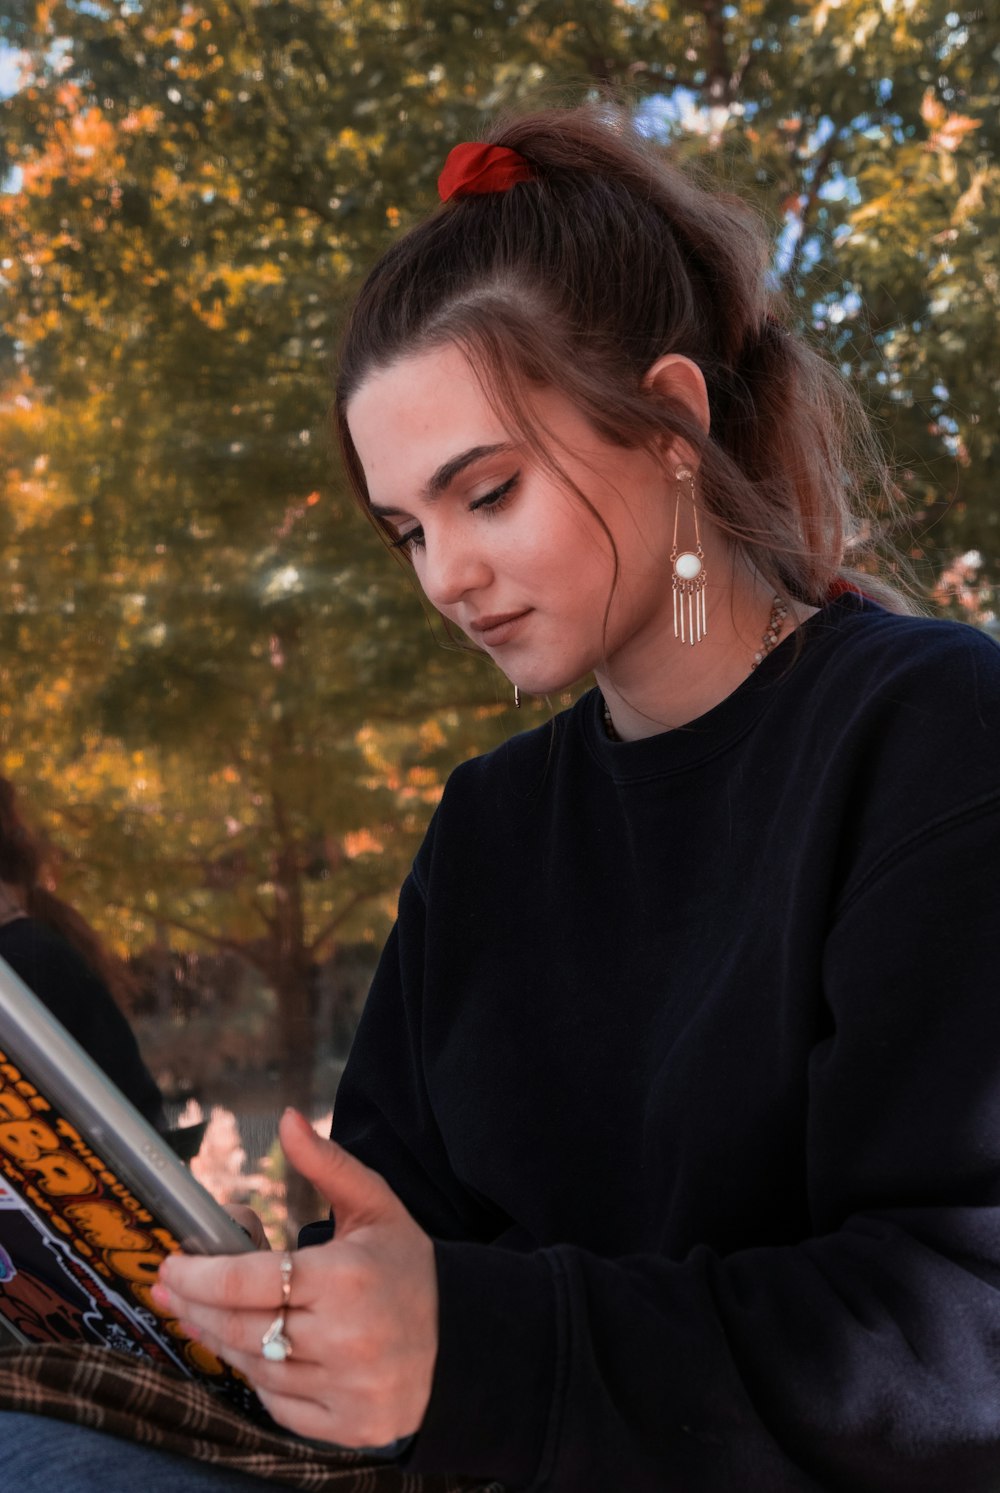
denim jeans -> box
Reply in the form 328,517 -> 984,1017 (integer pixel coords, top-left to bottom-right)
1,1411 -> 281,1490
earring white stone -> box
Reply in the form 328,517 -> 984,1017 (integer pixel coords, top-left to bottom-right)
671,465 -> 707,645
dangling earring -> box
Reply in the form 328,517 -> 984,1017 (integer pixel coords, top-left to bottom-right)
513,685 -> 521,709
671,465 -> 707,646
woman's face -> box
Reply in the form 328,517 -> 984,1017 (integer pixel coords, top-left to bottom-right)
346,342 -> 679,697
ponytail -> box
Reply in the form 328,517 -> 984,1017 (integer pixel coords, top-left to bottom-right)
336,102 -> 915,613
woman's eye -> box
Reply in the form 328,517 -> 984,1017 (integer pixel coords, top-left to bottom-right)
470,474 -> 519,514
389,526 -> 425,552
384,472 -> 518,554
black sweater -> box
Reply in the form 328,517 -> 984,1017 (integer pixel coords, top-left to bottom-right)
331,594 -> 1000,1492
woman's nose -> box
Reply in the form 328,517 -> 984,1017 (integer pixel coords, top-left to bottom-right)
417,529 -> 492,609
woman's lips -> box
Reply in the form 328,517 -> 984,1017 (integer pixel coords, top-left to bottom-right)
471,609 -> 532,647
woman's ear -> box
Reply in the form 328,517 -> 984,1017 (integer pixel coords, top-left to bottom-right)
642,355 -> 711,456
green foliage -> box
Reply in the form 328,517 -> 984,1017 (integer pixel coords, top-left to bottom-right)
0,1 -> 997,1096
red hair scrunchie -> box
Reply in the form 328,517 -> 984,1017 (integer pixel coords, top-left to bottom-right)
827,576 -> 878,604
437,142 -> 535,202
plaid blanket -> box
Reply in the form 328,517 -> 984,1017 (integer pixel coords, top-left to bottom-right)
0,1344 -> 503,1492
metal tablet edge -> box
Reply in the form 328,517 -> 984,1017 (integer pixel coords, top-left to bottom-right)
0,954 -> 255,1257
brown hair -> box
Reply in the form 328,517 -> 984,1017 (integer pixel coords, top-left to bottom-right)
334,103 -> 912,612
0,778 -> 139,1011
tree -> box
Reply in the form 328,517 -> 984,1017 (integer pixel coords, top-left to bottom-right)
0,2 -> 546,1131
0,3 -> 997,1153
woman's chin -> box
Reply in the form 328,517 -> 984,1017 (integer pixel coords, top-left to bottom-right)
508,671 -> 593,700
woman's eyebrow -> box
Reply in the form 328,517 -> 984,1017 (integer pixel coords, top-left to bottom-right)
369,442 -> 514,519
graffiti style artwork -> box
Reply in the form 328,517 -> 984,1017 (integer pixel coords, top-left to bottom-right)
0,1051 -> 260,1415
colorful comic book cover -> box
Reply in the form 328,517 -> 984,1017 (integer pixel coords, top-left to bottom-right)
0,1042 -> 262,1418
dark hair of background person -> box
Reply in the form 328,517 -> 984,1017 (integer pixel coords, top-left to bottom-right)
0,777 -> 211,1155
0,776 -> 138,1013
333,102 -> 915,617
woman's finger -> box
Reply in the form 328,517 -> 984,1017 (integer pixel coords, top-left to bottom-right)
171,1302 -> 325,1365
158,1244 -> 297,1310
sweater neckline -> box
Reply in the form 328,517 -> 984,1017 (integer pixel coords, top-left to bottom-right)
581,592 -> 871,780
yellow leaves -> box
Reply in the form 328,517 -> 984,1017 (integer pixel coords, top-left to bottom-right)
343,828 -> 384,858
955,170 -> 989,226
1,404 -> 83,532
813,0 -> 917,57
405,765 -> 437,789
23,100 -> 125,198
120,106 -> 163,137
849,175 -> 891,233
187,260 -> 284,330
851,102 -> 991,256
921,90 -> 981,155
418,719 -> 446,750
190,295 -> 226,330
336,126 -> 382,168
37,677 -> 72,711
120,590 -> 148,627
812,0 -> 844,37
851,7 -> 882,49
224,262 -> 283,292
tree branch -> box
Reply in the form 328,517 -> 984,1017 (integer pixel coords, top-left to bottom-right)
701,0 -> 733,104
783,132 -> 841,292
307,888 -> 379,959
110,904 -> 272,970
251,892 -> 278,932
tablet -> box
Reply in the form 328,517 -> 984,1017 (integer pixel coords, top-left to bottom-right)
0,953 -> 261,1412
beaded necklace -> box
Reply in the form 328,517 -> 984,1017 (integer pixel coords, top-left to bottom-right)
601,594 -> 790,742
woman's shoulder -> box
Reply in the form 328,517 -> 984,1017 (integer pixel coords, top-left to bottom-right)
440,698 -> 583,796
818,592 -> 999,659
412,700 -> 586,873
792,600 -> 1000,862
798,597 -> 1000,722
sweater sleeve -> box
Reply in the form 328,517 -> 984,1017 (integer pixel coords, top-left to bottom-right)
339,794 -> 1000,1492
332,863 -> 520,1246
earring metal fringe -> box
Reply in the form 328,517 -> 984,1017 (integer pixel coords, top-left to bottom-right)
671,465 -> 707,646
513,685 -> 521,709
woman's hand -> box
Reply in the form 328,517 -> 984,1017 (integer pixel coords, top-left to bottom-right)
153,1108 -> 439,1449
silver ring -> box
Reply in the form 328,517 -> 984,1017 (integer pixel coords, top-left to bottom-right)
261,1250 -> 294,1361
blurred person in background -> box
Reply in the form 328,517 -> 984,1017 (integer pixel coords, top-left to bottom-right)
0,774 -> 166,1130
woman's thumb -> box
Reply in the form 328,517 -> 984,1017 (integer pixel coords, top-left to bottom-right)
278,1107 -> 394,1230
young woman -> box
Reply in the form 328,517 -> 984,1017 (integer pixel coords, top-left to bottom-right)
7,105 -> 1000,1492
